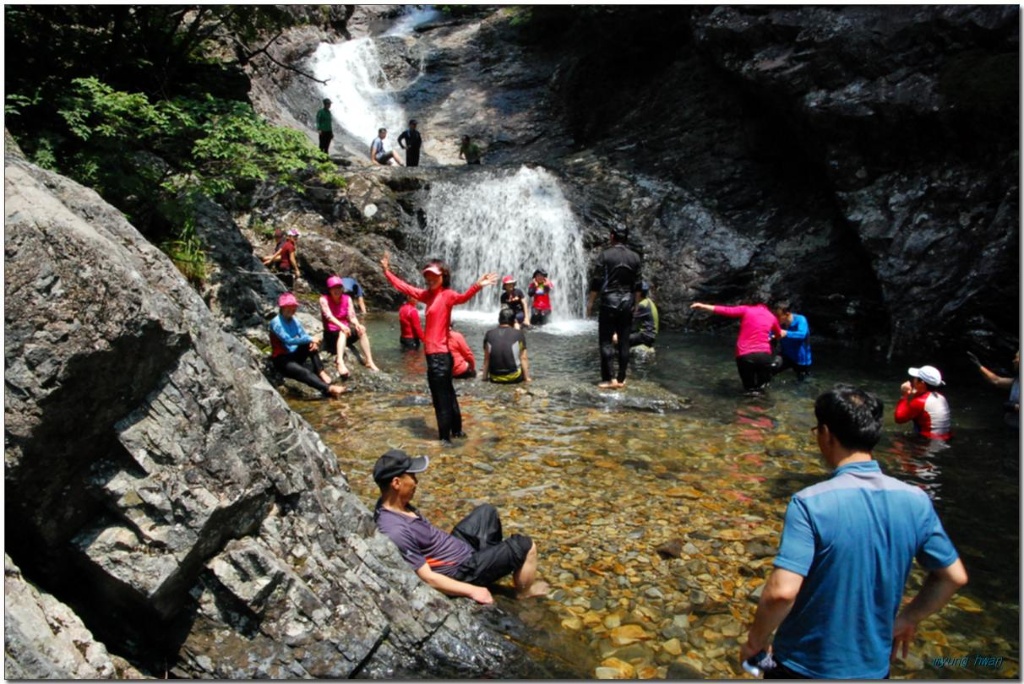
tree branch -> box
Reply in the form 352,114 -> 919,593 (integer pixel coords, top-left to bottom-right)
235,33 -> 328,85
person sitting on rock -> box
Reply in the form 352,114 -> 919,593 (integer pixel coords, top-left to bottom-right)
449,323 -> 476,379
262,229 -> 301,289
482,308 -> 530,384
629,281 -> 658,348
372,448 -> 549,604
341,276 -> 367,315
319,275 -> 380,377
370,128 -> 403,166
269,292 -> 344,398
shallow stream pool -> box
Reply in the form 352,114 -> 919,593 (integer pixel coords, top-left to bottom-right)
291,312 -> 1019,679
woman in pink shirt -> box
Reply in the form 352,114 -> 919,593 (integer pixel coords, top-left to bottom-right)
691,301 -> 783,394
380,251 -> 497,444
320,275 -> 380,377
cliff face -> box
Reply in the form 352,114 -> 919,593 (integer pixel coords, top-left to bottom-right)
3,147 -> 560,678
252,5 -> 1017,359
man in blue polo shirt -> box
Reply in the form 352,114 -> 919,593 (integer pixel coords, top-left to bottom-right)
771,299 -> 812,380
740,385 -> 968,678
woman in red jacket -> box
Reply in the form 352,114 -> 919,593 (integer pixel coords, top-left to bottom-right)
381,252 -> 496,444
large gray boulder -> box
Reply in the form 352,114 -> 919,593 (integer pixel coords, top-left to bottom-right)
3,153 -> 552,677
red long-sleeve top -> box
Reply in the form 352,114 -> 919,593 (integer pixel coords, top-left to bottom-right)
398,302 -> 424,341
385,270 -> 482,354
448,330 -> 475,376
712,304 -> 782,357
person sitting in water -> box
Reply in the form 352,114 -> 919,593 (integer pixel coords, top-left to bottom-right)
499,275 -> 530,328
968,349 -> 1019,429
372,448 -> 549,604
894,365 -> 951,441
527,269 -> 553,327
690,300 -> 782,395
449,323 -> 476,379
398,296 -> 425,351
319,275 -> 381,377
629,281 -> 659,348
370,128 -> 404,166
482,308 -> 530,384
269,292 -> 345,398
771,299 -> 812,381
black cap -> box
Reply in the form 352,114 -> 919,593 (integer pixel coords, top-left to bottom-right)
410,119 -> 418,125
373,449 -> 429,483
611,225 -> 629,240
533,269 -> 548,278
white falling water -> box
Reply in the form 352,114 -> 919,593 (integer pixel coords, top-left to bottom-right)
309,38 -> 406,143
424,167 -> 590,328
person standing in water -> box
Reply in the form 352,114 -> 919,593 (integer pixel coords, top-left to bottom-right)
690,299 -> 782,395
380,251 -> 497,445
527,269 -> 553,327
399,296 -> 425,351
586,225 -> 642,389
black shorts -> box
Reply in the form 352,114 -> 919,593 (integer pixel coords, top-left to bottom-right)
454,534 -> 532,587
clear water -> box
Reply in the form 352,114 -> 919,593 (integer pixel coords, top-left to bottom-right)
292,313 -> 1020,679
424,167 -> 590,316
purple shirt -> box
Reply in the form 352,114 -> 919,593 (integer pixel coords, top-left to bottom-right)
712,304 -> 782,357
376,506 -> 473,576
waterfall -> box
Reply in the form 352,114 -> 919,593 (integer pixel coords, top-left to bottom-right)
309,38 -> 406,142
424,166 -> 590,328
309,8 -> 440,143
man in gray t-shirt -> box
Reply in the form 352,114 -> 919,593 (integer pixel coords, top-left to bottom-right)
372,449 -> 548,604
482,308 -> 530,383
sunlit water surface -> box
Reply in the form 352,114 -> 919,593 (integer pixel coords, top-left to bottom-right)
290,313 -> 1019,679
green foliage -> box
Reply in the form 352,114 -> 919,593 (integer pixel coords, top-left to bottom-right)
160,198 -> 208,286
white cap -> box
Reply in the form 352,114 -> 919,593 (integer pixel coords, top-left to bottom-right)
909,365 -> 944,387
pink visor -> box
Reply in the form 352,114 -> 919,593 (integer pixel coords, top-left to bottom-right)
422,264 -> 443,276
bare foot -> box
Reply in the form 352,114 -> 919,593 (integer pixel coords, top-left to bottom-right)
612,379 -> 626,390
336,364 -> 350,378
319,371 -> 332,384
516,580 -> 550,600
327,384 -> 347,398
597,381 -> 615,389
364,362 -> 380,372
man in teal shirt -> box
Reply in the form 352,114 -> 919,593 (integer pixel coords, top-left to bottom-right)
741,385 -> 967,678
316,98 -> 333,155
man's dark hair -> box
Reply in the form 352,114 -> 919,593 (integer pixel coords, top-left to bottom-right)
772,299 -> 792,314
814,384 -> 884,452
424,259 -> 451,288
499,307 -> 516,326
378,127 -> 387,135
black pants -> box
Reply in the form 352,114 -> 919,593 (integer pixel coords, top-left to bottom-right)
765,661 -> 888,680
272,346 -> 329,395
736,352 -> 774,391
426,352 -> 462,440
451,504 -> 532,587
773,355 -> 811,381
400,337 -> 421,350
599,298 -> 633,383
319,131 -> 333,155
406,147 -> 420,167
629,332 -> 656,348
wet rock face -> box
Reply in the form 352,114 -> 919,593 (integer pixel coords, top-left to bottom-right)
3,154 -> 558,677
256,6 -> 1016,358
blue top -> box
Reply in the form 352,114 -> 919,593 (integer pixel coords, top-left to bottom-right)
341,277 -> 364,298
772,461 -> 959,678
269,314 -> 312,354
779,313 -> 812,365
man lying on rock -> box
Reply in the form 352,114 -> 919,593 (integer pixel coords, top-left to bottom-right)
372,449 -> 549,604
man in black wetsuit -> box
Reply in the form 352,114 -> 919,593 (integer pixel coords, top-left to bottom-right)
398,119 -> 423,167
586,225 -> 642,389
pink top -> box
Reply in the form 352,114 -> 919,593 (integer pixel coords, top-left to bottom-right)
319,293 -> 352,332
712,304 -> 782,357
385,270 -> 482,355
